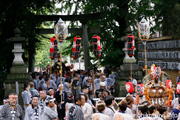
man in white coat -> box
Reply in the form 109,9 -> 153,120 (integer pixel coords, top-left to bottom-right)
25,96 -> 42,120
104,95 -> 116,119
82,94 -> 93,120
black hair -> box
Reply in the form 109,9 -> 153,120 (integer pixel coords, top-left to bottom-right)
148,105 -> 156,114
37,72 -> 40,76
65,77 -> 70,83
32,74 -> 36,79
45,77 -> 49,82
43,72 -> 46,75
48,88 -> 53,91
138,105 -> 148,114
75,94 -> 84,103
32,95 -> 39,98
157,106 -> 167,114
82,85 -> 89,90
39,75 -> 42,80
24,82 -> 30,90
104,95 -> 115,106
84,94 -> 88,102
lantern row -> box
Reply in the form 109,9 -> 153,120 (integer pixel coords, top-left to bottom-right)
49,35 -> 102,60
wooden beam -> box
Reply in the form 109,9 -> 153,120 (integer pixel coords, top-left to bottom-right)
137,36 -> 172,43
35,13 -> 101,22
35,27 -> 101,34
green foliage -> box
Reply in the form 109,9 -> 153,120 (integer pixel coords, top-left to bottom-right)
0,0 -> 57,75
57,0 -> 180,69
34,34 -> 71,69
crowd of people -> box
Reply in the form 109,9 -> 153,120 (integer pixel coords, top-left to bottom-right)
0,66 -> 180,120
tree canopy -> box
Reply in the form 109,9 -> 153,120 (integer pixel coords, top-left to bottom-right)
0,0 -> 57,75
58,0 -> 180,69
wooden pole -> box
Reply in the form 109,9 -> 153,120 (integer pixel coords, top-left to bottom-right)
92,68 -> 95,96
49,59 -> 52,79
98,58 -> 101,82
131,58 -> 132,78
59,43 -> 63,103
71,59 -> 75,92
144,42 -> 147,75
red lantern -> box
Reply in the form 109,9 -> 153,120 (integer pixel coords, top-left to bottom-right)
176,82 -> 180,94
165,79 -> 172,89
50,37 -> 55,59
72,36 -> 81,59
153,67 -> 161,79
54,39 -> 58,57
127,34 -> 135,57
50,37 -> 58,59
92,35 -> 101,58
136,83 -> 144,96
126,82 -> 134,93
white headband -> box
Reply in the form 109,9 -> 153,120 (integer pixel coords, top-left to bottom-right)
48,89 -> 53,92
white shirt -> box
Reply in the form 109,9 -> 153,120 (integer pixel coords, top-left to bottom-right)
177,113 -> 180,120
125,107 -> 134,117
153,116 -> 163,120
172,98 -> 179,109
113,112 -> 133,120
0,105 -> 4,118
82,103 -> 93,120
140,117 -> 153,120
104,107 -> 115,119
132,79 -> 137,86
92,113 -> 110,120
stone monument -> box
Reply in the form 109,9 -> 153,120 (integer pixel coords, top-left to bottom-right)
114,29 -> 144,97
5,28 -> 29,106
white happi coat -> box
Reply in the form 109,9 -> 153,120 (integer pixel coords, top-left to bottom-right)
82,103 -> 93,120
24,105 -> 42,120
92,113 -> 110,120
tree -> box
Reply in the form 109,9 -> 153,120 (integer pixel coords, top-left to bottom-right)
0,0 -> 57,74
57,0 -> 180,69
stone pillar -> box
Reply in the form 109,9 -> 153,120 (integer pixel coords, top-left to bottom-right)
81,21 -> 90,70
5,28 -> 29,106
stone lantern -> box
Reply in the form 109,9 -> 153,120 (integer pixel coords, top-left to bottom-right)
5,28 -> 29,106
